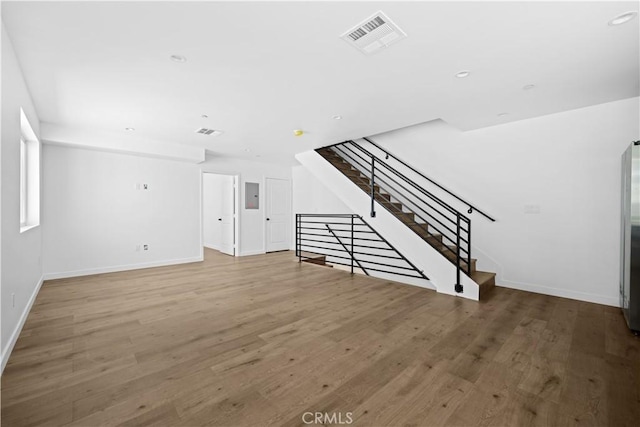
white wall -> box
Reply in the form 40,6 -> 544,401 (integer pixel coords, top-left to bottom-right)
1,25 -> 44,371
292,165 -> 353,251
43,144 -> 202,278
200,156 -> 291,256
371,97 -> 639,306
202,173 -> 224,250
41,123 -> 205,163
292,165 -> 352,215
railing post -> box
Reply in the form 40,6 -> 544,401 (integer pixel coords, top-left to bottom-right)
296,214 -> 301,262
351,215 -> 354,274
455,214 -> 463,293
370,157 -> 376,217
467,220 -> 472,276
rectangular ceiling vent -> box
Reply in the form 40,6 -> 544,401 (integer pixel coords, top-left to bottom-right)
195,128 -> 222,136
340,11 -> 407,55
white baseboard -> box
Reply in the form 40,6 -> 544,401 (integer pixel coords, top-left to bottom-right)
203,243 -> 220,250
239,249 -> 266,257
499,279 -> 619,307
1,275 -> 44,374
43,256 -> 204,280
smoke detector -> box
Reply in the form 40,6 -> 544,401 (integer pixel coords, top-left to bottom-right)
340,11 -> 407,55
195,128 -> 222,136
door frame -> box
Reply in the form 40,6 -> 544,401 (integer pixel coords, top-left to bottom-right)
201,171 -> 240,257
264,177 -> 292,253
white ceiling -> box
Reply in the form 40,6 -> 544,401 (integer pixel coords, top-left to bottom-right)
2,1 -> 639,164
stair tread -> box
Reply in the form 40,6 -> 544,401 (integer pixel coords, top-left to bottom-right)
302,260 -> 333,269
470,270 -> 496,286
298,251 -> 326,260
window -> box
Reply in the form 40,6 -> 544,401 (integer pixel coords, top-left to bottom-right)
19,108 -> 40,232
20,138 -> 27,226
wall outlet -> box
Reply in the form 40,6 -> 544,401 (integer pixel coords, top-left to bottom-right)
143,244 -> 149,251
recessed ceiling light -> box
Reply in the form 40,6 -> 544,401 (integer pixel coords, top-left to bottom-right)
125,127 -> 135,131
201,114 -> 208,119
523,84 -> 536,90
455,70 -> 470,78
608,11 -> 637,26
293,129 -> 304,136
332,115 -> 342,120
497,113 -> 509,117
170,54 -> 187,63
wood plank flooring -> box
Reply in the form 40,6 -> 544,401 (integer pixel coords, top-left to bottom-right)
2,249 -> 639,426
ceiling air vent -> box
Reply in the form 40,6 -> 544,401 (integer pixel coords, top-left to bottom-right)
340,11 -> 407,55
195,128 -> 222,136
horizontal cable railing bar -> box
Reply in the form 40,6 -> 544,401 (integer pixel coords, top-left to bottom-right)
298,248 -> 408,268
300,231 -> 381,241
299,238 -> 397,251
299,220 -> 369,226
322,260 -> 426,279
300,242 -> 408,261
331,144 -> 465,241
325,224 -> 369,275
339,142 -> 462,217
362,137 -> 495,222
333,144 -> 460,220
296,213 -> 358,218
326,154 -> 466,250
298,250 -> 417,271
299,226 -> 376,233
329,144 -> 473,237
296,213 -> 429,281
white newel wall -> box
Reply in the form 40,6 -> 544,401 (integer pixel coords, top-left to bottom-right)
42,145 -> 202,278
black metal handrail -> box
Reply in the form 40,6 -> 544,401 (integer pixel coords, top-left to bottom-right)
319,141 -> 474,293
295,214 -> 428,281
362,137 -> 496,222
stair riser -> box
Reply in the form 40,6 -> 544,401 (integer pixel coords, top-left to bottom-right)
355,183 -> 382,194
441,253 -> 477,273
478,277 -> 495,299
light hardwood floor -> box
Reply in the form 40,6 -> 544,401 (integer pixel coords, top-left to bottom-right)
2,249 -> 639,426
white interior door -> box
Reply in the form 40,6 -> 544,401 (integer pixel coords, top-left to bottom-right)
265,178 -> 290,252
219,175 -> 236,256
203,174 -> 223,250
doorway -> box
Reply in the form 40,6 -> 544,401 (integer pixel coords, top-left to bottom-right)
265,177 -> 291,252
203,173 -> 238,256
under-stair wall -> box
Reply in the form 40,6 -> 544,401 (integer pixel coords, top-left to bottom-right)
296,150 -> 479,300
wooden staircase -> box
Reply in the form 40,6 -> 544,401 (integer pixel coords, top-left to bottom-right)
317,147 -> 495,299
